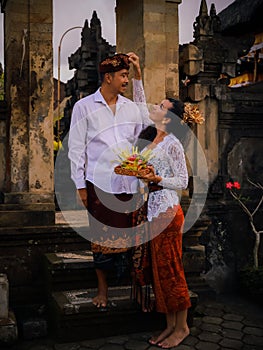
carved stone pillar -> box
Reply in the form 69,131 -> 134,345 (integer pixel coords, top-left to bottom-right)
0,0 -> 54,226
116,0 -> 182,102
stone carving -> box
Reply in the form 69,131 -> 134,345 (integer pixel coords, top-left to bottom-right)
61,11 -> 116,139
193,0 -> 221,40
67,11 -> 116,100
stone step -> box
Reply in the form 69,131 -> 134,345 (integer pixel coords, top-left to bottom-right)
183,244 -> 206,274
42,248 -> 214,314
48,286 -> 198,342
49,286 -> 163,341
43,251 -> 131,295
186,274 -> 216,300
44,251 -> 202,341
43,246 -> 207,294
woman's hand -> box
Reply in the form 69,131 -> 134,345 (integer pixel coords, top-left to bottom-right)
137,165 -> 162,183
127,52 -> 142,80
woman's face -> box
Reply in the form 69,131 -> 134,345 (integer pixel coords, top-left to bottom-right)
149,99 -> 173,123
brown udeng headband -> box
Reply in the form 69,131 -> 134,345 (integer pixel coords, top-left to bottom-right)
99,53 -> 130,73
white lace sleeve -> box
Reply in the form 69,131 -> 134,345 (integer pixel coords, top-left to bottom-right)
158,140 -> 188,190
132,79 -> 151,127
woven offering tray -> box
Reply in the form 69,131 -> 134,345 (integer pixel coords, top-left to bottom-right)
114,165 -> 150,177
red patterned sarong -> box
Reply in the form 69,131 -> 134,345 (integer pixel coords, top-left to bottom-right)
87,181 -> 134,254
150,205 -> 191,313
132,204 -> 191,314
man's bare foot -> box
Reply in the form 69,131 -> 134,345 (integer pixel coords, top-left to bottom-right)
92,294 -> 107,308
148,327 -> 174,345
157,327 -> 190,348
93,269 -> 108,308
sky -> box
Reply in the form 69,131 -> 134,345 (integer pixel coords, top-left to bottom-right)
0,0 -> 234,82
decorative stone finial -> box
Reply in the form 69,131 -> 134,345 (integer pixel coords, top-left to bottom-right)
193,0 -> 221,40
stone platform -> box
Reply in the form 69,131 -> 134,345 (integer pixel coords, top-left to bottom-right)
44,251 -> 198,342
49,286 -> 198,342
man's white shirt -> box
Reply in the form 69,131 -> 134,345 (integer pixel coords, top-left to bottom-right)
68,79 -> 151,193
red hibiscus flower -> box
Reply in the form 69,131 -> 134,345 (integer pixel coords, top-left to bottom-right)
233,181 -> 241,189
226,182 -> 233,189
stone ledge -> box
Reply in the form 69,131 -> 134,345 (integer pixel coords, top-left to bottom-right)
0,210 -> 55,227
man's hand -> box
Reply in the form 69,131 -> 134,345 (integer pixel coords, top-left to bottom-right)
127,52 -> 142,80
77,188 -> 88,208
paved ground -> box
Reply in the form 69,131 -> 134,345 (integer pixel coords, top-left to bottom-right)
4,294 -> 263,350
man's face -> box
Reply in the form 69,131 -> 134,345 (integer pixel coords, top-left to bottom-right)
107,69 -> 129,95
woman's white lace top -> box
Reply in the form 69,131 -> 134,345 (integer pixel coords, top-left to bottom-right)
132,79 -> 150,121
132,78 -> 188,221
145,134 -> 188,221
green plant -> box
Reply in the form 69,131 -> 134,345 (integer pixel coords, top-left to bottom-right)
239,266 -> 263,303
226,179 -> 263,269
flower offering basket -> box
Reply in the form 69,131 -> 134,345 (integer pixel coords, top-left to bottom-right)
114,165 -> 150,177
113,146 -> 153,177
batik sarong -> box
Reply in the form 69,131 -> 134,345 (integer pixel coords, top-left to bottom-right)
132,203 -> 191,313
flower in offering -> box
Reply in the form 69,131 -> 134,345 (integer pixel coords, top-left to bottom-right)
114,146 -> 153,176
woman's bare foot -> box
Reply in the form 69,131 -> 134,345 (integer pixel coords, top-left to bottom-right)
138,296 -> 155,313
92,293 -> 107,308
148,327 -> 174,345
157,326 -> 190,348
132,286 -> 155,312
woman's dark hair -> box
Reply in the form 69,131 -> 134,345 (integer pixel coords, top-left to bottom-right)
165,98 -> 192,148
136,124 -> 157,151
136,98 -> 192,151
166,98 -> 184,118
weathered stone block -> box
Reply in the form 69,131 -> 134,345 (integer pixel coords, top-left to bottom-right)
183,44 -> 203,61
0,311 -> 18,346
182,44 -> 204,76
183,245 -> 206,273
188,83 -> 210,101
0,274 -> 8,319
20,317 -> 47,340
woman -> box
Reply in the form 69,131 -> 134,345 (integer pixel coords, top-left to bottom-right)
133,98 -> 203,349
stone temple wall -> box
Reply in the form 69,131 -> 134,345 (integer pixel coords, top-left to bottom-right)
179,0 -> 263,292
0,0 -> 55,226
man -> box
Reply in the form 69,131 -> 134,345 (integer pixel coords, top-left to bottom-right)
68,52 -> 151,308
